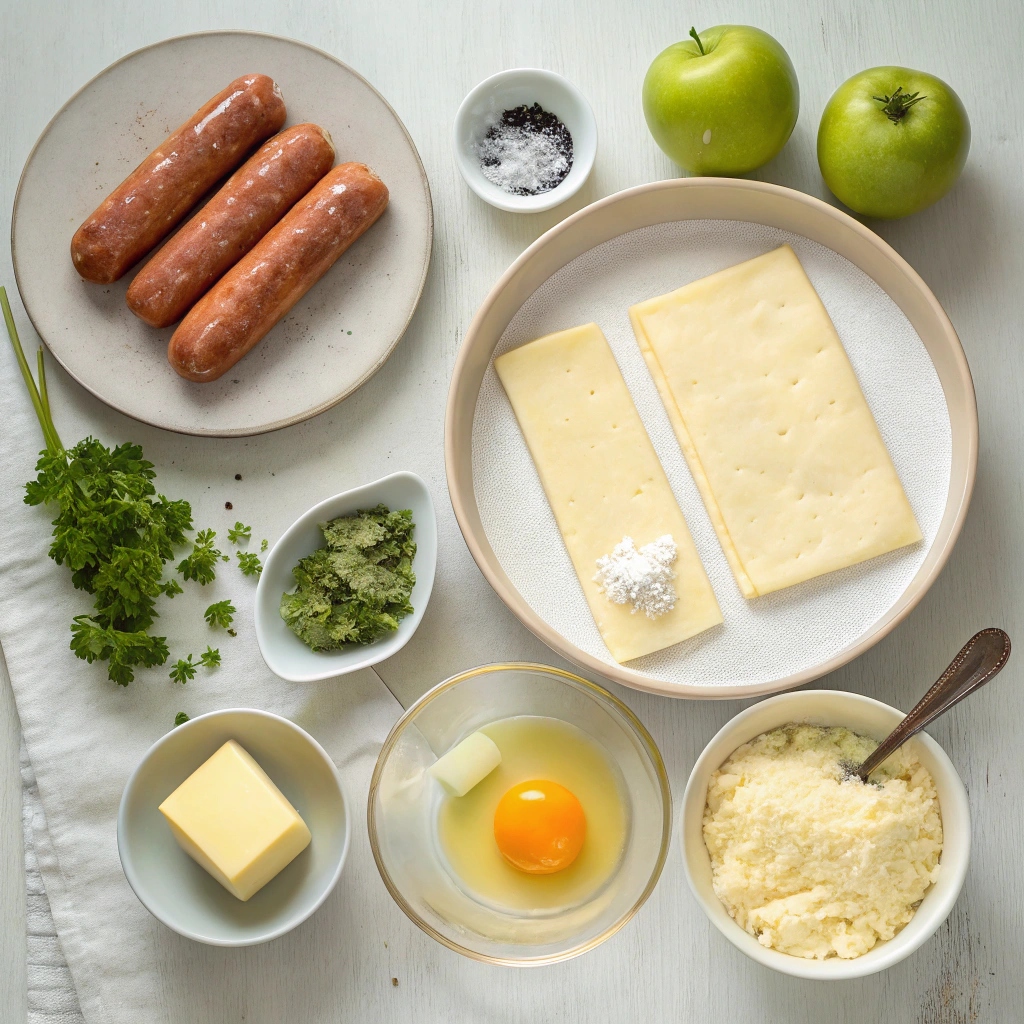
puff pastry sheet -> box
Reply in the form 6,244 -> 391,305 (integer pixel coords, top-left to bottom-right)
630,246 -> 922,598
496,323 -> 722,661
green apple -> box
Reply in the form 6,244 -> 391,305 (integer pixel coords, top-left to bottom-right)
642,25 -> 799,175
817,67 -> 970,219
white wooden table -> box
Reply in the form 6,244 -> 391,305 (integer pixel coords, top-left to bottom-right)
2,1 -> 1023,1020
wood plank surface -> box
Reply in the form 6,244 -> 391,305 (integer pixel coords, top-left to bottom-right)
2,0 -> 1022,1021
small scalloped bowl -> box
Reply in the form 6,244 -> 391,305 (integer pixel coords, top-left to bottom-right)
254,471 -> 437,682
117,708 -> 350,946
453,68 -> 597,213
680,689 -> 970,979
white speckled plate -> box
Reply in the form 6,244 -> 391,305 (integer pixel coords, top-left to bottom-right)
12,31 -> 433,436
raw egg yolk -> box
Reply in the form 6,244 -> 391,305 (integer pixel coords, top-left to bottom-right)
493,779 -> 586,874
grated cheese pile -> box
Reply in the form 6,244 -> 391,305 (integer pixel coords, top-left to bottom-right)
703,724 -> 943,960
593,535 -> 677,619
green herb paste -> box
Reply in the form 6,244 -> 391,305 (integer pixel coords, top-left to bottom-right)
280,505 -> 416,650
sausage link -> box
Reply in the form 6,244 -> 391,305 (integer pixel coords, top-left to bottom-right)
71,74 -> 286,283
168,162 -> 389,382
126,123 -> 335,327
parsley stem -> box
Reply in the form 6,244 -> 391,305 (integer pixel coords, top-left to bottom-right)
1,286 -> 62,453
37,348 -> 50,429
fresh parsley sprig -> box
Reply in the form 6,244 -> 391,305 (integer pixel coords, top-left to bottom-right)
203,600 -> 236,628
227,521 -> 251,544
177,529 -> 225,585
169,655 -> 198,684
170,645 -> 220,682
70,617 -> 169,687
3,285 -> 221,686
237,551 -> 263,577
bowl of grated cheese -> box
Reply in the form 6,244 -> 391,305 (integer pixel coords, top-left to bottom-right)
679,689 -> 970,979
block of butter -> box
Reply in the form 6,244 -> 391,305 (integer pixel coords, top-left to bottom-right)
159,740 -> 311,901
429,731 -> 501,797
495,322 -> 721,662
630,245 -> 922,598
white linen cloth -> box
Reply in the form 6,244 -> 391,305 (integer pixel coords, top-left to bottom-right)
0,294 -> 445,1023
21,738 -> 85,1024
3,579 -> 406,1024
5,609 -> 409,1024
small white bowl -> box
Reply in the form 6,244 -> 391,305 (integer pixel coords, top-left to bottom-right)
255,471 -> 437,682
117,708 -> 350,946
680,690 -> 970,980
453,68 -> 597,213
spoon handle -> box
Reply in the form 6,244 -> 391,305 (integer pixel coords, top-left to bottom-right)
857,628 -> 1011,780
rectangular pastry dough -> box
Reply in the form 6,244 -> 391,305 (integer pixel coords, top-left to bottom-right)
495,323 -> 722,662
629,245 -> 922,598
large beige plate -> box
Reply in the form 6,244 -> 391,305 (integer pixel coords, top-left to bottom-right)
12,31 -> 432,437
445,179 -> 977,700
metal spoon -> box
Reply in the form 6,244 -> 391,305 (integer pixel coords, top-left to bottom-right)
848,627 -> 1011,782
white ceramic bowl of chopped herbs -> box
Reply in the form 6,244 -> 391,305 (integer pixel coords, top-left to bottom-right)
255,472 -> 437,682
453,68 -> 597,213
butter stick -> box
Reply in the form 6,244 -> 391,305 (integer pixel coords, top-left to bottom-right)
429,731 -> 501,797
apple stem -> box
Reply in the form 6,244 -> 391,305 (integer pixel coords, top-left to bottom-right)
688,26 -> 706,56
873,86 -> 927,123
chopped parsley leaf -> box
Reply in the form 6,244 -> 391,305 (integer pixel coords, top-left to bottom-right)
203,600 -> 236,628
280,505 -> 415,651
237,551 -> 263,577
227,521 -> 252,544
169,655 -> 197,684
177,529 -> 222,585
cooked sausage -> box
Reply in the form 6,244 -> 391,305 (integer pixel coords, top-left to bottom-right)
71,74 -> 286,284
126,124 -> 335,327
168,162 -> 388,383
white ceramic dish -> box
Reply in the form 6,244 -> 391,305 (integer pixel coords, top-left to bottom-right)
11,30 -> 433,437
453,68 -> 597,213
679,689 -> 970,979
117,708 -> 350,946
445,179 -> 977,699
255,471 -> 437,682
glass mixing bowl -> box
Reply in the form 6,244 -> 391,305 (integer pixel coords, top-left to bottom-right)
367,663 -> 671,965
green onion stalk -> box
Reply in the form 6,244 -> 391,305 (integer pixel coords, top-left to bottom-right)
1,285 -> 63,453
